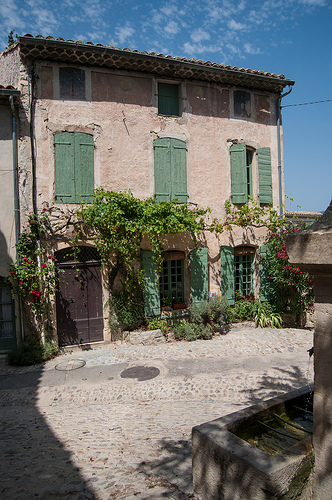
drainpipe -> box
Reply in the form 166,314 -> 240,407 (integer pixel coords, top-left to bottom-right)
28,64 -> 45,344
277,85 -> 293,216
9,95 -> 23,342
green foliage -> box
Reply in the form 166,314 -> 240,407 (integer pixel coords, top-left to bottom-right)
226,299 -> 258,323
210,197 -> 288,234
8,212 -> 59,335
191,296 -> 228,325
7,337 -> 59,366
78,189 -> 210,326
262,227 -> 314,314
254,302 -> 282,328
173,320 -> 212,341
7,30 -> 16,48
148,317 -> 168,331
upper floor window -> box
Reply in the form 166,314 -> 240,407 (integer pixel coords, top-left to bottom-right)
230,144 -> 272,205
59,67 -> 85,100
54,132 -> 94,204
234,90 -> 251,118
158,82 -> 180,116
154,137 -> 188,203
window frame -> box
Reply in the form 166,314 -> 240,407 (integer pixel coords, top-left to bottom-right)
233,90 -> 252,118
159,257 -> 185,306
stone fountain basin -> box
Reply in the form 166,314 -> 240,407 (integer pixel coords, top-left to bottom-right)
192,385 -> 314,500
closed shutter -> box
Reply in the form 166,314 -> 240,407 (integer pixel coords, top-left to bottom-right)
258,147 -> 273,204
141,250 -> 161,317
74,133 -> 94,203
230,144 -> 247,204
154,138 -> 171,202
54,132 -> 75,202
259,245 -> 270,302
154,138 -> 187,203
158,83 -> 179,116
220,245 -> 235,305
190,248 -> 208,304
172,139 -> 188,203
55,132 -> 94,204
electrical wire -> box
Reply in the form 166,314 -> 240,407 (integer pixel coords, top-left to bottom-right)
282,99 -> 332,108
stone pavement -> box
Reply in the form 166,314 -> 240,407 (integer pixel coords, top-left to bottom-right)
0,326 -> 314,499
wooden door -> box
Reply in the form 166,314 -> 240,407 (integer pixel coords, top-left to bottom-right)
56,259 -> 104,347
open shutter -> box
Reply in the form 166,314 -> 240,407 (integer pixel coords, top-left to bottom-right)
154,138 -> 171,202
258,147 -> 273,204
190,248 -> 208,304
74,133 -> 94,203
141,250 -> 161,317
230,144 -> 247,204
259,245 -> 270,302
171,139 -> 188,203
220,245 -> 235,305
54,132 -> 75,202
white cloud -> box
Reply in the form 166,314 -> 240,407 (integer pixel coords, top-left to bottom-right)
115,25 -> 135,45
298,0 -> 327,5
191,28 -> 210,43
244,42 -> 261,54
228,19 -> 246,30
164,21 -> 180,35
183,41 -> 224,57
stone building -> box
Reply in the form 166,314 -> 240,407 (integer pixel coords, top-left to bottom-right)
0,34 -> 294,348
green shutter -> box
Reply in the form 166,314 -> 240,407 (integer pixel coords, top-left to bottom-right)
230,144 -> 247,204
220,245 -> 235,305
259,245 -> 270,302
171,139 -> 188,203
74,133 -> 94,203
154,138 -> 171,202
158,83 -> 179,116
54,132 -> 75,202
154,138 -> 187,203
190,248 -> 208,304
258,147 -> 273,204
141,250 -> 161,317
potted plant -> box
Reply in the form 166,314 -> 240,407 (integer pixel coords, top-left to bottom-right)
173,297 -> 186,310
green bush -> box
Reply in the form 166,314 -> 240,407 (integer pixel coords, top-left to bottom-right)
7,337 -> 59,366
148,317 -> 168,331
173,320 -> 213,342
226,299 -> 257,323
254,302 -> 282,328
191,296 -> 228,325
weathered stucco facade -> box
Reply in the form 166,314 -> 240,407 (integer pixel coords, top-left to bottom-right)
0,35 -> 294,348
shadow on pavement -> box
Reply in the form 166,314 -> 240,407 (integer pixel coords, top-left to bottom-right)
0,366 -> 97,499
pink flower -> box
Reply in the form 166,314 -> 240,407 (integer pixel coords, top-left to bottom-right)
42,264 -> 47,268
47,255 -> 52,259
10,271 -> 15,274
28,261 -> 31,264
23,257 -> 27,262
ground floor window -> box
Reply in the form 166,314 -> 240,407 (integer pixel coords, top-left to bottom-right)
159,252 -> 184,307
0,279 -> 16,351
234,247 -> 254,298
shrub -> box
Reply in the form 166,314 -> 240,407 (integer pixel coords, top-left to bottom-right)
148,317 -> 168,331
191,296 -> 228,325
254,302 -> 282,328
7,337 -> 59,366
226,299 -> 257,323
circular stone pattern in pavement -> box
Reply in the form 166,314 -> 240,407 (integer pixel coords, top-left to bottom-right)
120,365 -> 160,381
55,359 -> 86,371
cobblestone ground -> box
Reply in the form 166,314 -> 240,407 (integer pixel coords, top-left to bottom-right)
0,327 -> 314,499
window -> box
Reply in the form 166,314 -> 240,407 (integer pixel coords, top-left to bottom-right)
158,82 -> 180,116
220,246 -> 255,304
160,256 -> 184,306
230,144 -> 272,205
54,132 -> 94,203
234,90 -> 251,118
59,67 -> 85,99
0,279 -> 16,351
234,247 -> 254,297
154,137 -> 188,203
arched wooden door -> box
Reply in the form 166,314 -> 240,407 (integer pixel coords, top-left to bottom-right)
56,247 -> 104,347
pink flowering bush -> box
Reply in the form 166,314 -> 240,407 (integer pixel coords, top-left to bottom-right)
263,226 -> 314,314
8,213 -> 58,335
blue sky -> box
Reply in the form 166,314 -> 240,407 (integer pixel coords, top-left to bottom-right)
1,0 -> 331,212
